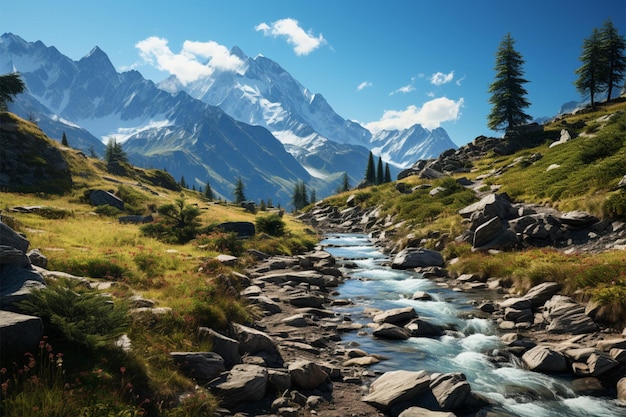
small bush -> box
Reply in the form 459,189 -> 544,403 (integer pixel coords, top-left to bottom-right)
93,204 -> 122,217
579,133 -> 624,164
49,257 -> 130,280
196,231 -> 243,256
18,279 -> 129,353
255,214 -> 286,237
604,191 -> 626,219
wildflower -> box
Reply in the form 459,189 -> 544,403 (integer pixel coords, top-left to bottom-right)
120,366 -> 126,375
1,381 -> 9,395
39,340 -> 45,349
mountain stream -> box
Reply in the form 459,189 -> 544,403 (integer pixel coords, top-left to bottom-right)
320,233 -> 624,417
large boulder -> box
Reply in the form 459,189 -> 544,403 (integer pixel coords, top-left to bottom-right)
288,359 -> 329,390
429,372 -> 471,411
217,221 -> 255,238
392,248 -> 444,269
0,310 -> 43,356
232,323 -> 283,367
544,295 -> 598,334
0,221 -> 29,253
458,193 -> 511,220
0,264 -> 46,311
169,352 -> 225,384
198,327 -> 241,368
373,306 -> 418,325
617,377 -> 626,402
373,323 -> 411,340
472,216 -> 503,248
89,189 -> 124,210
362,370 -> 431,412
522,346 -> 568,373
522,282 -> 562,309
208,364 -> 268,407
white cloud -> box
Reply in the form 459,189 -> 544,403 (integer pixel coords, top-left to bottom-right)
390,84 -> 415,95
365,97 -> 464,133
135,36 -> 244,85
256,18 -> 326,55
455,76 -> 466,86
430,70 -> 454,86
357,81 -> 372,91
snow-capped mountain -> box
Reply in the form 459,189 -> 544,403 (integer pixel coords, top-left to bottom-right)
1,33 -> 458,203
0,33 -> 309,203
371,125 -> 457,169
160,46 -> 456,173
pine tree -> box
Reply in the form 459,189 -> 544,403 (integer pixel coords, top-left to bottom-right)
179,176 -> 187,189
337,172 -> 350,193
384,163 -> 392,183
487,33 -> 531,131
104,137 -> 128,164
376,156 -> 384,185
233,177 -> 246,203
88,146 -> 97,158
61,132 -> 69,147
600,19 -> 626,101
575,28 -> 607,110
365,151 -> 376,184
204,179 -> 214,201
292,181 -> 309,211
0,72 -> 26,111
309,188 -> 317,205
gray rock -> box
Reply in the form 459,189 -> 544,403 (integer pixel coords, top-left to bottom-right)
544,295 -> 598,334
373,323 -> 411,340
373,306 -> 418,325
0,245 -> 31,268
522,282 -> 561,309
504,307 -> 533,323
268,368 -> 291,392
399,407 -> 455,417
405,319 -> 444,337
0,310 -> 43,355
595,338 -> 626,352
571,377 -> 610,397
288,359 -> 328,390
458,193 -> 511,220
198,327 -> 241,368
89,189 -> 124,210
522,346 -> 568,373
27,249 -> 47,269
362,370 -> 431,411
392,248 -> 444,269
233,323 -> 283,366
473,216 -> 503,248
558,210 -> 598,227
288,293 -> 325,308
208,364 -> 268,407
170,352 -> 225,384
572,353 -> 619,376
248,295 -> 282,314
0,221 -> 29,253
0,264 -> 46,311
429,372 -> 471,410
281,314 -> 308,327
217,221 -> 255,238
412,291 -> 433,301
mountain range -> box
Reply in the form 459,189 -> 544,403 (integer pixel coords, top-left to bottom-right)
0,33 -> 457,205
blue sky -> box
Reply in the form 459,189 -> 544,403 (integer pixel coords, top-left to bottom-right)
2,0 -> 625,146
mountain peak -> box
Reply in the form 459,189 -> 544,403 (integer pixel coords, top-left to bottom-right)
230,45 -> 248,61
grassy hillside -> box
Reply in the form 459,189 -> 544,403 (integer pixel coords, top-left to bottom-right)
315,99 -> 626,324
0,113 -> 316,416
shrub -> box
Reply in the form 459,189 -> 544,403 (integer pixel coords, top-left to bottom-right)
196,231 -> 243,256
93,204 -> 122,217
255,213 -> 286,236
141,198 -> 202,244
49,257 -> 129,280
579,133 -> 624,164
18,279 -> 129,353
604,191 -> 626,219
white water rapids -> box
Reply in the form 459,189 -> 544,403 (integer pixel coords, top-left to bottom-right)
320,233 -> 624,417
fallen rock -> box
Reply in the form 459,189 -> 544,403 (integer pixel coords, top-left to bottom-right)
544,295 -> 598,334
288,359 -> 329,390
392,248 -> 444,269
0,310 -> 43,356
89,189 -> 124,210
0,221 -> 29,253
373,306 -> 418,325
170,352 -> 225,384
373,323 -> 411,340
522,282 -> 561,309
522,346 -> 568,373
429,372 -> 471,411
197,327 -> 241,368
208,364 -> 268,407
362,370 -> 431,412
398,407 -> 455,417
233,323 -> 283,367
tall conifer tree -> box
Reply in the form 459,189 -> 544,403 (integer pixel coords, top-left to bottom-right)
365,151 -> 376,184
376,156 -> 384,185
487,33 -> 531,131
600,19 -> 626,101
575,28 -> 607,110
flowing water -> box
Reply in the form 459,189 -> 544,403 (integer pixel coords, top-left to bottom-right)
320,233 -> 624,417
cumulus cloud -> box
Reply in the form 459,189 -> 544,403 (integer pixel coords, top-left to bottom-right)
135,36 -> 244,85
365,97 -> 464,133
430,71 -> 454,86
256,18 -> 326,55
357,81 -> 372,91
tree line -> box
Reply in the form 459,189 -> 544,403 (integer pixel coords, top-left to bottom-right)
489,19 -> 625,132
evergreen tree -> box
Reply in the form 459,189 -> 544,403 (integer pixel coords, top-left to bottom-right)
339,172 -> 350,193
376,156 -> 384,185
104,137 -> 128,164
600,19 -> 626,101
204,179 -> 214,201
310,188 -> 317,205
61,132 -> 69,147
233,177 -> 246,203
575,28 -> 607,110
267,198 -> 273,208
88,146 -> 97,158
384,163 -> 392,183
487,33 -> 531,131
292,181 -> 309,211
179,176 -> 187,189
0,72 -> 26,111
259,199 -> 267,211
365,151 -> 376,184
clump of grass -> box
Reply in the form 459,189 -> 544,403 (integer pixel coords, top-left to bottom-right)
48,256 -> 131,280
196,231 -> 243,256
255,213 -> 286,236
